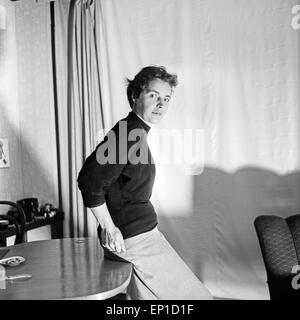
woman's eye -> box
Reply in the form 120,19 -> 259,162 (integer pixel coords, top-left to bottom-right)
149,93 -> 158,99
165,97 -> 170,103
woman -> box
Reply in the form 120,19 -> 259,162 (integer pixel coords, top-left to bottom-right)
77,65 -> 213,300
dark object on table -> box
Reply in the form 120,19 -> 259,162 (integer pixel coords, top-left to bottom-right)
39,203 -> 58,219
254,214 -> 300,300
16,198 -> 39,222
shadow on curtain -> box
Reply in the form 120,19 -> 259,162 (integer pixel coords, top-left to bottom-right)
54,0 -> 105,238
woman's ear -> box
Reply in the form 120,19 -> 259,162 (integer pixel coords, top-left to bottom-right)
132,95 -> 138,106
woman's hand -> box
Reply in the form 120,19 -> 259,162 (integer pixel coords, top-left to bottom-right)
100,226 -> 126,253
89,205 -> 126,253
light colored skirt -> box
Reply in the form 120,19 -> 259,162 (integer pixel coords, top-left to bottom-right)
103,227 -> 213,300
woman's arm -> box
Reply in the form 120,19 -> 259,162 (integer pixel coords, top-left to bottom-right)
90,204 -> 126,253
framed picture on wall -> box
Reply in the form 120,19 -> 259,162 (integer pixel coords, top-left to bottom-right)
0,138 -> 10,168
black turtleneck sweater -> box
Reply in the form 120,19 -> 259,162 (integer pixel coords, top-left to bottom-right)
77,111 -> 157,239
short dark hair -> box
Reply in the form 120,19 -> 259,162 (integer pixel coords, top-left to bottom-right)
126,65 -> 178,109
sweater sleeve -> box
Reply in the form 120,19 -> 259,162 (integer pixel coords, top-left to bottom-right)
77,128 -> 126,208
77,124 -> 143,208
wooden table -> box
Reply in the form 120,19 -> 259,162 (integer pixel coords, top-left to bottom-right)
0,237 -> 132,300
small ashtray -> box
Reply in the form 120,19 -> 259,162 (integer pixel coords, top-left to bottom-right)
0,256 -> 26,267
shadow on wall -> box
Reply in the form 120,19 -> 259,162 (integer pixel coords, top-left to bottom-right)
0,106 -> 58,215
157,166 -> 300,299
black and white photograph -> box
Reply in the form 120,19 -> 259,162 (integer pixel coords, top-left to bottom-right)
0,0 -> 300,308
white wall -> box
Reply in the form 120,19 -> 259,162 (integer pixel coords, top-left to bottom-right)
0,0 -> 58,211
0,0 -> 59,243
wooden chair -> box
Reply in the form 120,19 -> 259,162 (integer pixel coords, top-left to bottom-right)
0,201 -> 26,245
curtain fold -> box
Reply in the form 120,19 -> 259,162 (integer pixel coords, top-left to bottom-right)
55,0 -> 104,238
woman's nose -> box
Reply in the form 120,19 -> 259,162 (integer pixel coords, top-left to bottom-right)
157,98 -> 164,107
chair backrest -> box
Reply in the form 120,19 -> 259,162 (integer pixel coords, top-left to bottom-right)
0,214 -> 22,245
254,214 -> 300,300
0,201 -> 26,245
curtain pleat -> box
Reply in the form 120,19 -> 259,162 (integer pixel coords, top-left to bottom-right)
55,0 -> 104,238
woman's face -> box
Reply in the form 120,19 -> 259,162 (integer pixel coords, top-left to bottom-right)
133,78 -> 173,124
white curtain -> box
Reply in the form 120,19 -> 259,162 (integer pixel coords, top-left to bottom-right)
93,0 -> 300,299
55,0 -> 107,238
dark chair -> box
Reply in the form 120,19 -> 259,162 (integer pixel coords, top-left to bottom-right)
0,201 -> 26,245
254,214 -> 300,300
